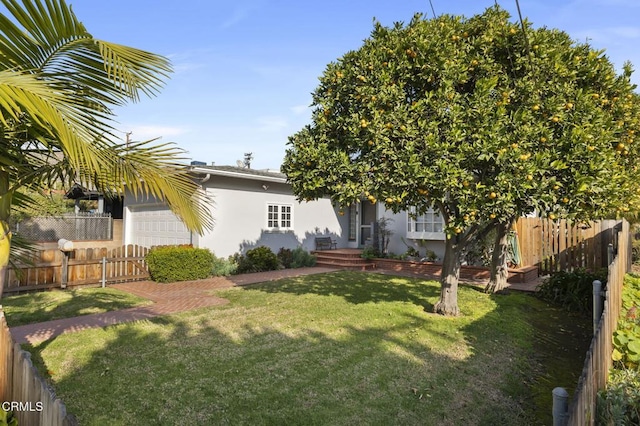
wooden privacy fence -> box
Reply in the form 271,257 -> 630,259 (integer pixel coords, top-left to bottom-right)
4,244 -> 149,293
558,219 -> 629,425
516,218 -> 620,275
0,311 -> 77,425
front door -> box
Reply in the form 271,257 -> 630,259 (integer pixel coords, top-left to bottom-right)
359,201 -> 377,247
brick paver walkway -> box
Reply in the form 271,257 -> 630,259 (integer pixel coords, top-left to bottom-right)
9,267 -> 338,345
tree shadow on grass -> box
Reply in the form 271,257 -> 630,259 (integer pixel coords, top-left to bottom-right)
2,288 -> 151,327
21,276 -> 590,426
241,271 -> 441,311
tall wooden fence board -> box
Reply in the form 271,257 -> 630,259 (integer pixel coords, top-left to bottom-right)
516,218 -> 618,275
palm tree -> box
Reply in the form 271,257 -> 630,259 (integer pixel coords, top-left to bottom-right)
0,0 -> 213,297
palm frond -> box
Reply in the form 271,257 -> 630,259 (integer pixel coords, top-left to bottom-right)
7,233 -> 37,273
0,0 -> 172,120
88,139 -> 214,234
0,0 -> 210,236
0,70 -> 107,171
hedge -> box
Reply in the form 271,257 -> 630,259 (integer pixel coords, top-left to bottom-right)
145,245 -> 214,283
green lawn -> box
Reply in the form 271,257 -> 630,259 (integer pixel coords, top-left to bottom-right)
21,272 -> 590,425
1,287 -> 152,327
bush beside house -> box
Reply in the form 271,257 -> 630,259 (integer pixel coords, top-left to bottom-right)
212,255 -> 237,276
146,245 -> 316,282
290,246 -> 317,268
232,246 -> 280,274
232,246 -> 316,274
146,245 -> 214,283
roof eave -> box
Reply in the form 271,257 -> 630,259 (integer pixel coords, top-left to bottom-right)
189,167 -> 288,184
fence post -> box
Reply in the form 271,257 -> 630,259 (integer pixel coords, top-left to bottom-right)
552,387 -> 569,426
593,280 -> 603,335
60,253 -> 69,289
101,257 -> 107,288
58,239 -> 74,289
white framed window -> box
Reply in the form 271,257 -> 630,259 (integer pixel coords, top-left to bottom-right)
407,207 -> 445,240
267,203 -> 293,230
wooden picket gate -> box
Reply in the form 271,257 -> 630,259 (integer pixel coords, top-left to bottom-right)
4,244 -> 150,293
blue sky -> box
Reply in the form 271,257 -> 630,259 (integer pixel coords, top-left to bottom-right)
52,1 -> 640,169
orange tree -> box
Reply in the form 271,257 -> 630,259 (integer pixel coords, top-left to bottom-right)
281,6 -> 640,315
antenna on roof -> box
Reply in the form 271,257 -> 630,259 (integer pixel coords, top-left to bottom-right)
236,160 -> 245,168
243,152 -> 253,169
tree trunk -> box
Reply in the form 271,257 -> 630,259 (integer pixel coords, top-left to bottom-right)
434,235 -> 461,316
0,251 -> 7,300
485,220 -> 512,294
0,172 -> 12,300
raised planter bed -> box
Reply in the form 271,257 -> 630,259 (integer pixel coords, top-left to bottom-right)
373,258 -> 538,283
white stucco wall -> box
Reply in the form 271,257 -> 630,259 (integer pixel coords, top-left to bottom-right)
123,177 -> 349,257
378,206 -> 446,261
121,169 -> 449,259
196,176 -> 348,258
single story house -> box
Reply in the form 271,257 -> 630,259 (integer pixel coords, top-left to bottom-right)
122,164 -> 446,259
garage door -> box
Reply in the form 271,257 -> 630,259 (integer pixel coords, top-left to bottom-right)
128,205 -> 191,248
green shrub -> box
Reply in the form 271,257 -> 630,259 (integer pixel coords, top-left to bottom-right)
597,368 -> 640,425
633,238 -> 640,265
405,247 -> 420,258
234,246 -> 279,274
361,246 -> 377,260
145,245 -> 213,283
212,254 -> 237,276
291,247 -> 316,268
1,406 -> 18,426
424,249 -> 438,262
535,268 -> 608,314
229,253 -> 250,274
612,275 -> 640,369
277,248 -> 294,269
